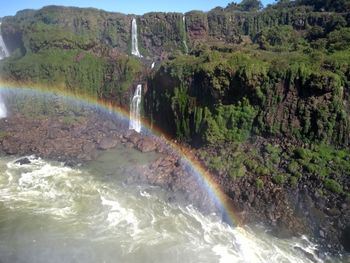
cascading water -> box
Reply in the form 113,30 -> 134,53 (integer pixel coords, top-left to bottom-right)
129,84 -> 142,133
131,18 -> 142,57
0,91 -> 7,118
0,24 -> 9,118
0,23 -> 9,60
182,16 -> 188,54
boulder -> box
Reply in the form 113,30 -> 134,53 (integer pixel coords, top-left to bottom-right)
98,137 -> 118,150
15,157 -> 31,165
136,137 -> 157,153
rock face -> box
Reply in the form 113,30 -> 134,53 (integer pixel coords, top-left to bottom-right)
1,5 -> 344,58
144,56 -> 350,147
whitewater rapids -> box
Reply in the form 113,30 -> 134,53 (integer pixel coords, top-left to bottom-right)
0,150 -> 330,263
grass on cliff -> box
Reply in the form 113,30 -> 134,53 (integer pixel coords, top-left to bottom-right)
198,141 -> 350,197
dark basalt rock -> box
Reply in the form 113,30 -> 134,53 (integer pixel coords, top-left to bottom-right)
15,157 -> 31,165
341,226 -> 350,252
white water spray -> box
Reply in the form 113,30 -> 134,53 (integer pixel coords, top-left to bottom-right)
182,16 -> 188,54
0,23 -> 9,60
151,62 -> 155,69
0,154 -> 328,263
131,18 -> 142,57
129,84 -> 142,133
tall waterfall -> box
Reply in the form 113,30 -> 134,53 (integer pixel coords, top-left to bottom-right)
0,23 -> 9,60
182,16 -> 188,54
129,84 -> 142,133
131,18 -> 142,57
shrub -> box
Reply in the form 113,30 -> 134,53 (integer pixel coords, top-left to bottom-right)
255,165 -> 270,176
324,179 -> 343,194
272,174 -> 286,185
287,161 -> 300,174
290,176 -> 298,188
256,178 -> 264,190
244,159 -> 259,171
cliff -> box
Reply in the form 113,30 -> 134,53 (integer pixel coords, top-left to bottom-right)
1,5 -> 348,57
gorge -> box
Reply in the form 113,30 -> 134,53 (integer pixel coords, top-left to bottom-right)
0,0 -> 350,262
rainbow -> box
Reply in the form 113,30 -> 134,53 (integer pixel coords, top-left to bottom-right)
0,80 -> 241,226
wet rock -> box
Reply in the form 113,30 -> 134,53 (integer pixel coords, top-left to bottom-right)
341,225 -> 350,252
64,159 -> 79,167
127,132 -> 141,145
293,246 -> 318,262
136,137 -> 157,152
319,229 -> 325,238
98,137 -> 118,150
15,157 -> 31,165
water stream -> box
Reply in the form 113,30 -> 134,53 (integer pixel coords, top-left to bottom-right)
129,84 -> 142,133
0,22 -> 9,60
0,92 -> 7,118
182,16 -> 188,54
131,18 -> 142,57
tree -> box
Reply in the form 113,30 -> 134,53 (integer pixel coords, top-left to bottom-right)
226,0 -> 263,12
275,0 -> 291,3
297,0 -> 350,12
239,0 -> 263,11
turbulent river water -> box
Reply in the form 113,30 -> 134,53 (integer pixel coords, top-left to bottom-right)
0,145 -> 334,263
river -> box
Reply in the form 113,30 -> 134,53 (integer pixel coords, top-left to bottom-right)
0,145 -> 333,263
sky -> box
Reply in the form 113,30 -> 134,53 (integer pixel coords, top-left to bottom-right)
0,0 -> 276,17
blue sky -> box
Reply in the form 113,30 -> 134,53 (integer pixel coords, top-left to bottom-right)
1,0 -> 276,17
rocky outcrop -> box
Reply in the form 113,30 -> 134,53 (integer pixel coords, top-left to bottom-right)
0,113 -> 123,163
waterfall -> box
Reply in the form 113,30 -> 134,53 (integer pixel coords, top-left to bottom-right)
0,23 -> 9,60
131,18 -> 142,58
0,92 -> 7,119
182,16 -> 188,54
151,62 -> 155,69
129,84 -> 142,133
0,23 -> 8,118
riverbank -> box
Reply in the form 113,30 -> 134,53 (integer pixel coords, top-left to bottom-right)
0,111 -> 349,259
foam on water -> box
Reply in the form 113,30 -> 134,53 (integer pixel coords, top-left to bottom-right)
0,155 -> 335,263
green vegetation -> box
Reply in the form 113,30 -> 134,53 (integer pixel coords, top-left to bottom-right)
196,141 -> 350,197
272,174 -> 287,185
0,48 -> 141,100
294,144 -> 350,178
256,178 -> 264,190
0,0 -> 349,198
324,179 -> 343,194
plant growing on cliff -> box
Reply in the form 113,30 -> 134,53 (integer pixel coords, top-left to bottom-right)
202,99 -> 257,144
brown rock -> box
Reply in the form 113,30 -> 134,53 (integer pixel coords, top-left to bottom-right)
136,137 -> 157,153
98,137 -> 118,150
